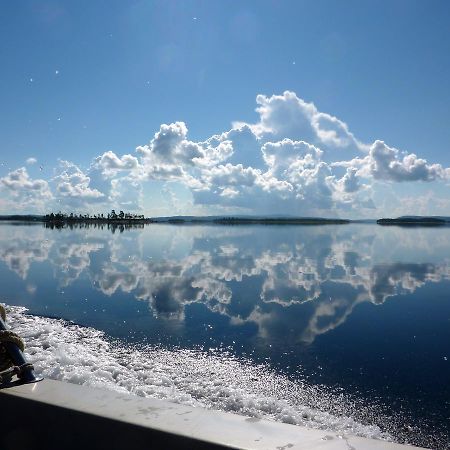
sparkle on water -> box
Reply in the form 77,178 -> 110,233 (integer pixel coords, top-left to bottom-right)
0,222 -> 448,448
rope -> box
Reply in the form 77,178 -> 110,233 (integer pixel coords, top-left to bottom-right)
0,330 -> 25,374
0,307 -> 37,386
0,330 -> 25,352
0,326 -> 26,376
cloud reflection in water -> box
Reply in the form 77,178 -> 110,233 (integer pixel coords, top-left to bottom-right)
0,224 -> 448,346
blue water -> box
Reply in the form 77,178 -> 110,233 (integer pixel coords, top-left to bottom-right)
1,222 -> 449,447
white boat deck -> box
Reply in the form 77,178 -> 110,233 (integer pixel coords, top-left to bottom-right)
0,379 -> 425,450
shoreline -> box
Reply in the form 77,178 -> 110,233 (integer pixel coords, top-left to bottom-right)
0,215 -> 449,227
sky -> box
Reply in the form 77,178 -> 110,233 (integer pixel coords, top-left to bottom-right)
0,0 -> 449,218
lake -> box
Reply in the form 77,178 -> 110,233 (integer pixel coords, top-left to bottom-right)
1,222 -> 449,448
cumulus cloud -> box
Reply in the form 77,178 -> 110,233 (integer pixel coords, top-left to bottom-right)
149,122 -> 202,164
368,140 -> 447,182
0,167 -> 53,211
0,90 -> 448,216
95,151 -> 139,172
1,167 -> 50,194
338,167 -> 361,193
204,164 -> 261,188
336,140 -> 449,184
137,122 -> 227,169
110,176 -> 143,211
53,161 -> 105,207
207,125 -> 263,169
135,122 -> 234,189
237,91 -> 365,153
81,151 -> 145,211
262,139 -> 323,179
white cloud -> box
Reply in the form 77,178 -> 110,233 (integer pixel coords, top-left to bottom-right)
203,163 -> 261,188
368,140 -> 447,182
262,139 -> 323,179
238,91 -> 365,153
0,91 -> 448,216
335,167 -> 362,194
53,161 -> 105,207
337,140 -> 449,184
206,125 -> 262,169
110,176 -> 143,211
95,151 -> 139,172
137,122 -> 203,167
26,157 -> 37,165
220,187 -> 239,198
0,167 -> 53,211
1,167 -> 50,194
194,140 -> 234,168
193,137 -> 367,214
136,122 -> 234,187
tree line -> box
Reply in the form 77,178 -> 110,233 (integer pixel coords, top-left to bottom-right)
44,210 -> 147,221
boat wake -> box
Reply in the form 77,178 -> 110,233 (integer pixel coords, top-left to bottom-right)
2,304 -> 425,445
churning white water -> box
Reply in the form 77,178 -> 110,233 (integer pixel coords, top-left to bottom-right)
5,304 -> 395,441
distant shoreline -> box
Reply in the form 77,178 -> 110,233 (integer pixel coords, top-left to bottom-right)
376,217 -> 448,227
164,217 -> 350,225
0,215 -> 449,227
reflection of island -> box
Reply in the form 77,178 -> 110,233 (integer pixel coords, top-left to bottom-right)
0,215 -> 42,222
41,211 -> 151,233
377,216 -> 449,226
44,221 -> 145,233
0,225 -> 449,344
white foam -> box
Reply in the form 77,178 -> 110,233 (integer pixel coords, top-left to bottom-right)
5,304 -> 391,441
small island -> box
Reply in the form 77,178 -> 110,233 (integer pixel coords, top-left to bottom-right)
38,210 -> 154,232
377,216 -> 448,226
43,210 -> 153,225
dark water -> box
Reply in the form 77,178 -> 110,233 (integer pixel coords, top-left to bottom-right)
1,222 -> 449,447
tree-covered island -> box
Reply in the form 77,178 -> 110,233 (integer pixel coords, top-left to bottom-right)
43,210 -> 153,224
377,217 -> 448,226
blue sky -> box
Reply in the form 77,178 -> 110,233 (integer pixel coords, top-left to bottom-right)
1,0 -> 449,217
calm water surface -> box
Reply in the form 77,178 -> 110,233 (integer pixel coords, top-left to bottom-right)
1,223 -> 449,447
